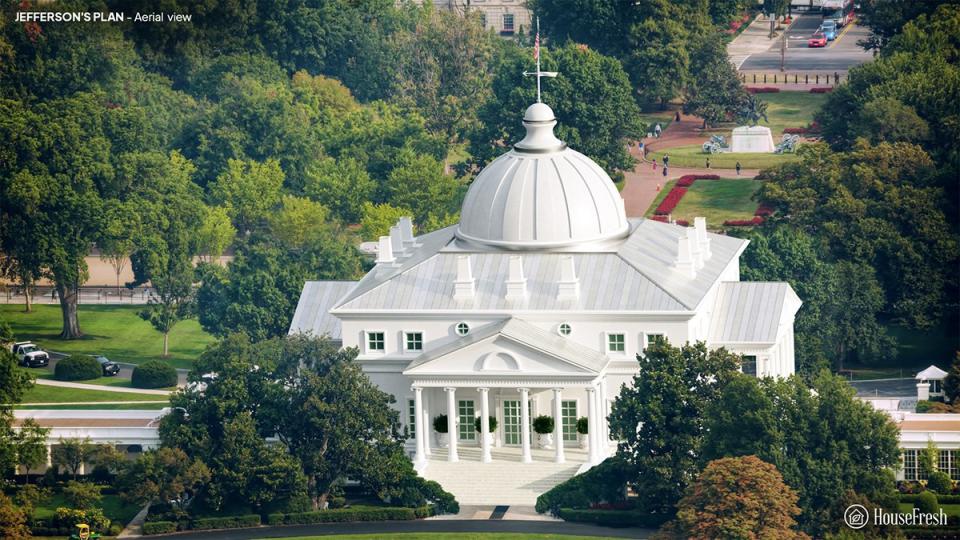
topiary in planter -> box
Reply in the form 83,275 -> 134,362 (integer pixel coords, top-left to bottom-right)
131,360 -> 177,389
533,415 -> 555,434
928,470 -> 953,494
433,414 -> 448,433
577,417 -> 589,435
54,355 -> 102,381
916,490 -> 939,515
474,416 -> 498,433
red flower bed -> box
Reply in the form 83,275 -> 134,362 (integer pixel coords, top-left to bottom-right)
650,215 -> 669,223
754,204 -> 774,217
810,87 -> 833,93
723,216 -> 765,227
676,219 -> 690,226
783,127 -> 806,135
747,87 -> 780,94
676,174 -> 721,187
807,120 -> 821,133
654,187 -> 687,215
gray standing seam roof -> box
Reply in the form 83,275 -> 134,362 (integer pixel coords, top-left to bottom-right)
288,281 -> 357,340
709,282 -> 795,343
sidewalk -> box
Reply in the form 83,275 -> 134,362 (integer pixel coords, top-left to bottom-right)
728,14 -> 777,69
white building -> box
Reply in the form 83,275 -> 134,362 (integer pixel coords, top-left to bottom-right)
290,102 -> 801,504
408,0 -> 532,36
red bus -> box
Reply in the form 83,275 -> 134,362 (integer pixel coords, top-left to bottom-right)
821,0 -> 855,27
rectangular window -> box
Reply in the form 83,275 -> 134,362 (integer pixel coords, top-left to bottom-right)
479,13 -> 486,28
903,449 -> 918,481
408,399 -> 416,440
645,333 -> 664,349
503,400 -> 520,445
939,450 -> 957,480
405,332 -> 423,352
502,13 -> 514,33
458,400 -> 476,441
561,400 -> 578,442
367,332 -> 385,352
741,355 -> 757,376
607,333 -> 625,353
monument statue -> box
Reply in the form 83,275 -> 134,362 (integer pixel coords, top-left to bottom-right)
738,95 -> 769,127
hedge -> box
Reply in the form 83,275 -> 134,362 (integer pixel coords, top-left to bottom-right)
189,514 -> 261,530
723,216 -> 765,227
810,87 -> 833,93
267,505 -> 432,525
557,508 -> 671,528
747,87 -> 780,93
54,354 -> 102,381
142,521 -> 177,535
901,493 -> 960,504
536,457 -> 631,515
900,528 -> 960,539
132,360 -> 178,389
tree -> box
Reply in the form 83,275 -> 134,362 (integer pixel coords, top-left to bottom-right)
196,206 -> 236,264
702,375 -> 780,461
53,437 -> 96,480
384,149 -> 460,226
856,0 -> 954,50
14,418 -> 49,483
0,493 -> 31,540
607,340 -> 741,515
683,33 -> 751,128
303,156 -> 375,224
920,439 -> 939,478
209,158 -> 284,233
99,200 -> 140,295
118,447 -> 210,511
944,353 -> 960,403
0,349 -> 33,476
63,480 -> 103,510
359,202 -> 413,240
672,456 -> 806,540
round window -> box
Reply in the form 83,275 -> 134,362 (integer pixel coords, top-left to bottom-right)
558,323 -> 572,336
455,322 -> 470,336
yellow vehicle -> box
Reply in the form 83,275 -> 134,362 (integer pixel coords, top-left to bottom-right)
69,523 -> 101,540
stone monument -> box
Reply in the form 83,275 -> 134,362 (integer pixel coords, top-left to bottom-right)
730,95 -> 775,153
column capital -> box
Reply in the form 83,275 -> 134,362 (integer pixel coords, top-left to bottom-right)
552,387 -> 564,393
477,387 -> 490,393
586,386 -> 596,394
517,387 -> 530,393
443,386 -> 457,393
411,385 -> 423,392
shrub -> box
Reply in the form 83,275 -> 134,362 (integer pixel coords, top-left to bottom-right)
747,87 -> 780,94
533,415 -> 554,434
536,457 -> 631,515
63,480 -> 102,509
558,508 -> 670,528
54,355 -> 102,381
189,514 -> 260,530
810,87 -> 833,93
675,219 -> 690,226
654,187 -> 687,215
928,471 -> 953,494
266,505 -> 431,525
916,490 -> 939,515
53,507 -> 110,532
142,521 -> 177,535
474,416 -> 498,433
432,415 -> 448,433
723,216 -> 765,227
782,127 -> 806,135
131,360 -> 177,389
754,204 -> 774,217
576,417 -> 588,435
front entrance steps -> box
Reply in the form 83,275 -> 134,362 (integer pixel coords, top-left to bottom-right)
420,445 -> 587,506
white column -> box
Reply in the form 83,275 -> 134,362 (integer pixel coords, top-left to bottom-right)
479,387 -> 491,463
422,392 -> 432,457
519,387 -> 532,463
599,377 -> 609,453
445,387 -> 459,462
45,445 -> 52,468
413,386 -> 426,466
553,387 -> 565,464
586,386 -> 600,464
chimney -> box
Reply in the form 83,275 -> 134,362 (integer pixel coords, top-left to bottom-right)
505,255 -> 527,301
694,217 -> 712,260
687,227 -> 704,270
376,235 -> 395,264
674,233 -> 696,278
557,255 -> 580,300
390,225 -> 405,258
454,255 -> 475,300
399,216 -> 417,248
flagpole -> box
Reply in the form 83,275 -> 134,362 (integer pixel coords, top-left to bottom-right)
536,17 -> 541,103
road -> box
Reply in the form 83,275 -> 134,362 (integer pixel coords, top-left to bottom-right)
739,12 -> 873,71
39,352 -> 189,386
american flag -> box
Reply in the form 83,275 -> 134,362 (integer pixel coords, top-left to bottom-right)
534,31 -> 540,60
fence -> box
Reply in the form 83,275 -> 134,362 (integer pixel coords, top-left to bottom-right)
0,286 -> 156,305
740,72 -> 844,86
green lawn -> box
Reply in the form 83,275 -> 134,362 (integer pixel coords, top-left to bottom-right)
275,536 -> 621,540
0,304 -> 214,369
17,367 -> 176,390
16,402 -> 170,410
32,491 -> 141,527
899,502 -> 960,517
648,144 -> 799,170
639,111 -> 674,136
645,179 -> 761,228
756,92 -> 829,137
18,383 -> 169,404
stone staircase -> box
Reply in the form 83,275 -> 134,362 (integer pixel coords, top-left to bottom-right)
420,446 -> 586,506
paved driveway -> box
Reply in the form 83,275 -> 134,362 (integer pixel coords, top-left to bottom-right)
739,13 -> 873,71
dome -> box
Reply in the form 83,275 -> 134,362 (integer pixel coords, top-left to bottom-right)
456,103 -> 629,249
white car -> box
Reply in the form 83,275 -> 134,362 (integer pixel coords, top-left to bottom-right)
10,341 -> 50,368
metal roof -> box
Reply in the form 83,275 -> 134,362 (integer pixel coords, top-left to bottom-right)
288,281 -> 357,340
916,365 -> 948,380
709,282 -> 801,344
333,219 -> 748,313
404,317 -> 610,374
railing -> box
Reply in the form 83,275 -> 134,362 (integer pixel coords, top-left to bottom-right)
741,72 -> 844,86
0,285 -> 156,305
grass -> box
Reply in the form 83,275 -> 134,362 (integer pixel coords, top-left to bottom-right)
638,111 -> 675,136
18,367 -> 176,390
0,304 -> 214,369
32,491 -> 141,526
899,502 -> 960,517
755,92 -> 829,137
648,144 -> 799,170
15,402 -> 169,410
644,179 -> 761,228
19,383 -> 169,404
274,536 -> 622,540
843,319 -> 960,379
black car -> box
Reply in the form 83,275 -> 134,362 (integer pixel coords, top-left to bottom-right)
94,355 -> 121,376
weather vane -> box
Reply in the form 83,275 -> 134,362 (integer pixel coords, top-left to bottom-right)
523,17 -> 557,103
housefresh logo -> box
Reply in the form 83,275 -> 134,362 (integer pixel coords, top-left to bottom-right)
844,504 -> 948,529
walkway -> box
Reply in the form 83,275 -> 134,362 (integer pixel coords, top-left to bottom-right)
33,378 -> 172,395
727,13 -> 779,69
620,113 -> 758,218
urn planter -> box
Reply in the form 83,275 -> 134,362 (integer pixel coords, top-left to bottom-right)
537,433 -> 554,449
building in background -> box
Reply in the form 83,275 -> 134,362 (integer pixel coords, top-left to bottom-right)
410,0 -> 532,36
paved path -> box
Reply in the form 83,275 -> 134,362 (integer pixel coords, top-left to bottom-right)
45,352 -> 190,386
119,503 -> 151,538
33,378 -> 172,395
152,520 -> 654,539
17,400 -> 167,406
620,114 -> 758,218
727,13 -> 777,69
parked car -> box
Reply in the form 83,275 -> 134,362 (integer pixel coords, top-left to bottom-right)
94,355 -> 121,376
819,20 -> 838,41
10,341 -> 50,368
808,32 -> 827,48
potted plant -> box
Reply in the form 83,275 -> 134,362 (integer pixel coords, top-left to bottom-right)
433,415 -> 449,448
576,417 -> 589,449
533,415 -> 555,449
474,416 -> 498,447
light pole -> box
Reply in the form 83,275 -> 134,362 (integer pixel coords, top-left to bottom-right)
780,29 -> 787,72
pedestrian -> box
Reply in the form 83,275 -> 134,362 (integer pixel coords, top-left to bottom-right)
652,158 -> 657,171
706,157 -> 711,169
654,123 -> 662,138
656,183 -> 661,191
736,161 -> 742,176
675,110 -> 681,122
638,141 -> 644,154
662,166 -> 668,177
663,153 -> 670,167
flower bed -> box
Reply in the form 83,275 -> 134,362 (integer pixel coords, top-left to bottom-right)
653,187 -> 687,215
675,219 -> 690,226
650,215 -> 669,223
810,87 -> 833,93
754,204 -> 774,217
782,127 -> 806,135
747,87 -> 780,94
723,216 -> 764,227
267,505 -> 432,525
676,174 -> 720,187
